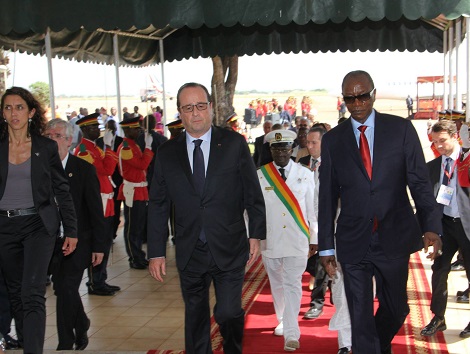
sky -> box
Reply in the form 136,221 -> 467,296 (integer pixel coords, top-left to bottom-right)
4,49 -> 450,98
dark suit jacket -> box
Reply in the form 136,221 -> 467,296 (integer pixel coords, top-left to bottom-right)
64,154 -> 106,270
318,112 -> 442,264
96,134 -> 124,187
0,135 -> 77,238
298,155 -> 312,169
147,126 -> 266,271
428,156 -> 470,237
252,135 -> 273,167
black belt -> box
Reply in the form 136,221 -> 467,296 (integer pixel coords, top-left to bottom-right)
443,214 -> 461,223
0,207 -> 38,218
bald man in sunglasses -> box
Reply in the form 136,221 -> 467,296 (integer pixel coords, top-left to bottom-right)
318,70 -> 443,354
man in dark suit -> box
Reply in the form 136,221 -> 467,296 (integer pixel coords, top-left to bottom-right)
147,82 -> 266,354
45,119 -> 106,350
252,120 -> 272,167
421,119 -> 470,337
318,70 -> 443,354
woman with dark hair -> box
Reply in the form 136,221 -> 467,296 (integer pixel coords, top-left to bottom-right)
0,87 -> 77,353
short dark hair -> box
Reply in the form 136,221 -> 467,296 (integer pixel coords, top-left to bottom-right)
309,126 -> 327,138
176,82 -> 211,108
143,114 -> 156,130
431,119 -> 457,136
342,70 -> 375,92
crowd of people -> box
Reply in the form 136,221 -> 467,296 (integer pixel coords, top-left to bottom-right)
0,70 -> 468,354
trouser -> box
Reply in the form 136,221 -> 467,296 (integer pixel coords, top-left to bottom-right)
310,257 -> 328,309
342,232 -> 409,354
123,201 -> 147,264
179,240 -> 245,354
53,263 -> 88,350
0,268 -> 12,336
112,185 -> 122,239
87,216 -> 114,289
431,216 -> 470,317
263,255 -> 308,341
329,263 -> 352,350
0,214 -> 55,354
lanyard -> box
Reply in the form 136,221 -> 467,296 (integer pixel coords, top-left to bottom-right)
442,158 -> 458,185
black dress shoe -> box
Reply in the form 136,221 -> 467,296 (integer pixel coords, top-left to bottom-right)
337,347 -> 352,354
88,287 -> 116,296
3,334 -> 20,350
421,316 -> 446,336
457,287 -> 470,297
460,322 -> 470,338
457,294 -> 469,303
75,318 -> 90,350
451,260 -> 465,271
105,283 -> 121,291
129,261 -> 147,269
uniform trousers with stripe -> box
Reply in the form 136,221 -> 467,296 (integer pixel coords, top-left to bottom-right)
123,201 -> 147,264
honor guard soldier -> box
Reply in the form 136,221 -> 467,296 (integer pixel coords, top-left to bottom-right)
118,118 -> 154,269
74,113 -> 120,296
166,119 -> 185,139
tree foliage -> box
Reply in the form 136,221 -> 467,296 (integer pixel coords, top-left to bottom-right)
0,49 -> 10,96
29,82 -> 50,108
211,55 -> 238,126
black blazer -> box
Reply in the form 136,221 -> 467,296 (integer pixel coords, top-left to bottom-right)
318,112 -> 442,263
136,130 -> 168,187
0,135 -> 77,238
64,154 -> 106,270
147,126 -> 266,271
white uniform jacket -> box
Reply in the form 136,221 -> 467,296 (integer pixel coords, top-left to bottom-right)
258,161 -> 317,258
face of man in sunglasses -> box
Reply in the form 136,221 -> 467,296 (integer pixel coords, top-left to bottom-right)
342,74 -> 376,124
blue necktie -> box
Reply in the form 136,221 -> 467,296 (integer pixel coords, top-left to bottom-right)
193,139 -> 206,242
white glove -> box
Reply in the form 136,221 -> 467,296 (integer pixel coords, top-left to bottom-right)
426,119 -> 433,135
103,130 -> 113,146
460,124 -> 470,149
145,133 -> 153,149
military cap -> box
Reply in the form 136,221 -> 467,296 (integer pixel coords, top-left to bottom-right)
226,112 -> 238,124
265,130 -> 297,146
119,117 -> 141,128
438,111 -> 446,119
166,119 -> 184,129
76,112 -> 100,127
452,110 -> 465,120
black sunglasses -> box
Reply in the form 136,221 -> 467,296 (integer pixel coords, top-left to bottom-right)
343,88 -> 376,105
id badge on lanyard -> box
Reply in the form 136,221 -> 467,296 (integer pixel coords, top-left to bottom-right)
436,159 -> 457,206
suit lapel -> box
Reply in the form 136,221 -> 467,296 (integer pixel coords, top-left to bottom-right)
342,119 -> 369,180
371,112 -> 386,179
175,132 -> 194,187
205,127 -> 223,182
30,135 -> 44,196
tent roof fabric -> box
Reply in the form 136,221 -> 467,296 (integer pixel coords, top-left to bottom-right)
0,1 -> 468,66
0,0 -> 468,34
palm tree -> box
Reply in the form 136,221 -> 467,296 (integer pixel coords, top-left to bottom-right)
0,49 -> 10,96
211,55 -> 238,126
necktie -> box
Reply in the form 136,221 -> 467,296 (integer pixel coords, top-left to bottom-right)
310,158 -> 318,171
442,157 -> 452,185
279,168 -> 287,181
358,126 -> 372,179
193,139 -> 206,243
193,139 -> 205,195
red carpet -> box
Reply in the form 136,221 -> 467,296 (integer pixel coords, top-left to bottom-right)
148,252 -> 448,354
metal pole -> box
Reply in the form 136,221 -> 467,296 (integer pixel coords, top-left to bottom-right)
12,43 -> 16,86
467,17 -> 470,122
449,21 -> 454,110
45,28 -> 55,120
456,17 -> 462,111
443,29 -> 448,110
159,39 -> 167,137
113,34 -> 123,135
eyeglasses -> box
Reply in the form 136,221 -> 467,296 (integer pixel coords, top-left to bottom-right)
45,133 -> 68,140
179,102 -> 210,113
343,88 -> 376,105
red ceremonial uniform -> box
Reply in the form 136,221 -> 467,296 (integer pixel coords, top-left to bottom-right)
458,152 -> 470,187
117,138 -> 154,201
74,138 -> 118,217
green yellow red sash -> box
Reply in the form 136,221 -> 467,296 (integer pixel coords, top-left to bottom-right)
260,163 -> 310,240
